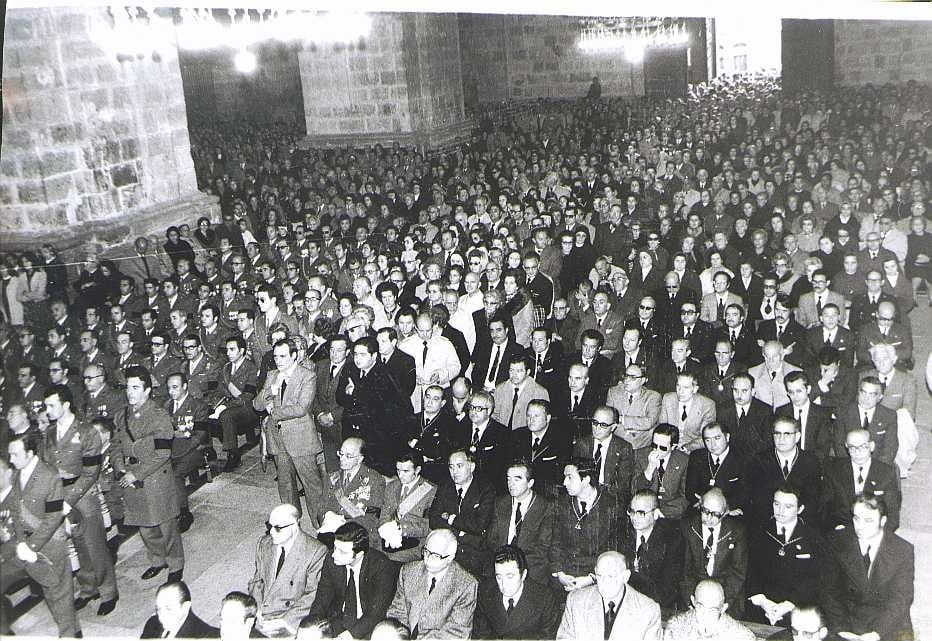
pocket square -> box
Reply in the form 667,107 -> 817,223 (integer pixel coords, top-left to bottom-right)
796,553 -> 811,559
876,430 -> 886,435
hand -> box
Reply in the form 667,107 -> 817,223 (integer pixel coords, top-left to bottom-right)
227,382 -> 242,398
345,378 -> 355,395
429,371 -> 442,384
119,472 -> 138,488
336,632 -> 354,640
16,542 -> 38,563
553,572 -> 574,589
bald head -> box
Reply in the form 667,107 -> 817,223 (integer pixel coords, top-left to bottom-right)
694,580 -> 725,607
269,504 -> 300,524
425,528 -> 458,555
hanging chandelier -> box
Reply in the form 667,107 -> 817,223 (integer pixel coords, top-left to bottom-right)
578,16 -> 689,56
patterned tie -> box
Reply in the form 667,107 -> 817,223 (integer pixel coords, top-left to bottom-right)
532,436 -> 541,451
764,298 -> 773,315
604,601 -> 617,640
512,502 -> 523,544
857,466 -> 865,487
704,528 -> 714,560
657,458 -> 666,487
711,456 -> 720,476
472,426 -> 480,447
487,346 -> 502,384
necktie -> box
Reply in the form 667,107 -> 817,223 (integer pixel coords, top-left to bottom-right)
471,426 -> 480,446
817,296 -> 824,314
771,371 -> 777,381
594,443 -> 603,473
779,527 -> 787,545
857,466 -> 865,486
579,500 -> 588,517
597,316 -> 603,327
782,458 -> 790,478
879,376 -> 887,393
532,436 -> 541,451
330,365 -> 337,380
628,394 -> 634,408
604,601 -> 617,639
456,487 -> 464,508
764,298 -> 773,315
681,405 -> 688,422
824,333 -> 831,348
343,472 -> 351,486
536,353 -> 543,378
711,457 -> 720,475
428,577 -> 437,594
343,568 -> 357,620
862,413 -> 870,430
719,369 -> 726,380
487,346 -> 502,384
280,378 -> 287,403
422,340 -> 429,366
704,528 -> 714,559
717,300 -> 725,320
508,387 -> 519,429
685,327 -> 692,339
863,546 -> 871,574
275,547 -> 286,577
507,598 -> 515,615
401,483 -> 411,501
796,408 -> 802,424
731,330 -> 737,343
512,502 -> 523,543
572,395 -> 579,412
657,459 -> 666,487
636,535 -> 646,566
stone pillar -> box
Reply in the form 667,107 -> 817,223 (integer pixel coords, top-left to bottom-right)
1,6 -> 217,255
298,13 -> 470,150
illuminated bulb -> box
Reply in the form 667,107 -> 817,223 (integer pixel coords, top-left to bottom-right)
234,49 -> 257,73
625,44 -> 645,64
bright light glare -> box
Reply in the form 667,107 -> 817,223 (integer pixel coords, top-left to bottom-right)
175,10 -> 371,50
234,49 -> 257,73
625,44 -> 645,63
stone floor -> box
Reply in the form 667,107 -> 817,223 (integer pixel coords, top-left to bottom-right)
8,302 -> 932,639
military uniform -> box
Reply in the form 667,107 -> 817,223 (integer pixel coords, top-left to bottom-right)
320,464 -> 385,542
112,399 -> 184,573
165,394 -> 211,513
213,357 -> 259,454
80,384 -> 127,433
42,415 -> 118,603
1,459 -> 80,636
183,355 -> 221,401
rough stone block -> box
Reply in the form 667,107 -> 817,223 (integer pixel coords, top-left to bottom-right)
0,157 -> 20,178
0,183 -> 16,206
18,180 -> 46,204
111,162 -> 138,188
43,174 -> 75,202
41,149 -> 79,176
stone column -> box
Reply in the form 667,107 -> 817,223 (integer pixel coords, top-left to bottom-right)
1,6 -> 218,255
298,12 -> 470,151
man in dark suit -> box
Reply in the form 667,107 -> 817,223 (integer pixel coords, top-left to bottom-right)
336,337 -> 414,476
712,304 -> 758,364
483,460 -> 556,586
655,272 -> 699,333
525,327 -> 564,397
775,371 -> 834,462
754,294 -> 808,368
847,278 -> 898,336
214,335 -> 259,471
669,300 -> 714,364
305,522 -> 398,639
746,485 -> 826,627
621,489 -> 684,611
652,338 -> 704,395
680,488 -> 748,618
511,399 -> 573,498
472,314 -> 523,393
832,376 -> 898,465
685,422 -> 748,516
800,304 -> 854,369
745,416 -> 822,530
822,495 -> 914,641
473,545 -> 561,639
562,329 -> 615,395
822,428 -> 901,532
406,385 -> 457,485
450,390 -> 511,491
855,304 -> 913,369
717,372 -> 772,460
428,450 -> 496,577
551,362 -> 606,442
573,405 -> 635,506
806,345 -> 859,418
631,423 -> 689,519
376,326 -> 417,405
311,337 -> 350,474
140,581 -> 216,638
575,291 -> 626,357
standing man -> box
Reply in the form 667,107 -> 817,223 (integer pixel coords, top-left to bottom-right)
254,339 -> 324,525
113,366 -> 184,582
41,385 -> 119,616
3,434 -> 81,637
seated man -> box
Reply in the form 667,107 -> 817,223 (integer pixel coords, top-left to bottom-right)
747,486 -> 826,627
621,490 -> 684,611
165,372 -> 212,533
766,605 -> 831,641
404,385 -> 456,485
573,405 -> 635,506
606,363 -> 661,451
833,376 -> 898,465
427,450 -> 496,577
822,495 -> 914,641
665,580 -> 755,641
658,372 -> 716,452
378,449 -> 438,564
483,460 -> 555,585
550,457 -> 624,594
685,422 -> 748,516
680,488 -> 748,618
213,335 -> 259,472
305,522 -> 399,639
248,503 -> 328,636
556,550 -> 661,640
219,592 -> 259,641
473,545 -> 561,640
511,399 -> 574,499
386,528 -> 478,639
822,428 -> 901,532
631,423 -> 689,519
490,354 -> 549,431
862,342 -> 919,476
141,581 -> 217,638
318,437 -> 385,542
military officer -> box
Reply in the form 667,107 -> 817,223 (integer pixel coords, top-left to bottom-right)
165,373 -> 211,533
112,365 -> 184,583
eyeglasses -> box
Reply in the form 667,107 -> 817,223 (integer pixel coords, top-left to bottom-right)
83,374 -> 103,380
650,443 -> 670,451
680,309 -> 697,315
591,420 -> 614,429
846,443 -> 871,452
877,317 -> 894,322
700,506 -> 725,519
624,373 -> 644,380
183,344 -> 199,350
627,509 -> 651,517
337,451 -> 361,458
266,521 -> 296,532
639,305 -> 655,311
422,547 -> 451,561
773,431 -> 797,438
469,406 -> 491,412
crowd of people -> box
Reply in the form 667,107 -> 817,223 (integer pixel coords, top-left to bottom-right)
0,73 -> 929,641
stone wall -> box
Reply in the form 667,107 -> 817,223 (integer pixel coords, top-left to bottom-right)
1,6 -> 216,251
402,13 -> 465,131
299,13 -> 413,139
459,14 -> 645,107
834,20 -> 932,85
